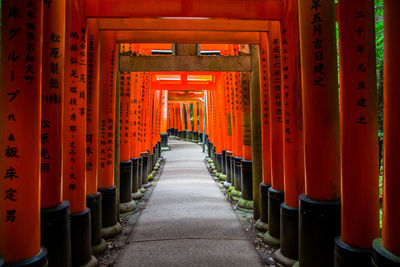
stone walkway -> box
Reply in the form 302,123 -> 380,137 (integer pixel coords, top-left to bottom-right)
116,139 -> 263,267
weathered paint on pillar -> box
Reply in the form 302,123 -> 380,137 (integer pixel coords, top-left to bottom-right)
298,0 -> 340,201
338,0 -> 379,249
259,32 -> 272,186
86,19 -> 100,196
382,0 -> 400,257
63,0 -> 88,214
98,31 -> 116,189
0,0 -> 43,262
41,0 -> 66,208
250,45 -> 263,220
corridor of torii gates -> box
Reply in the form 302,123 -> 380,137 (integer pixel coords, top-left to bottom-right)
1,0 -> 400,266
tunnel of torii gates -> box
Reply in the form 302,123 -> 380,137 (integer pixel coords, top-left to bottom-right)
0,0 -> 399,266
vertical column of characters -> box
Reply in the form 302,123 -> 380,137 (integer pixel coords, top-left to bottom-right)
298,0 -> 340,265
241,72 -> 252,161
86,19 -> 100,196
0,0 -> 46,263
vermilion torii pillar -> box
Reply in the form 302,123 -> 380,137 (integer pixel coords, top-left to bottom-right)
119,44 -> 137,214
255,32 -> 271,234
298,0 -> 341,266
238,71 -> 253,211
193,101 -> 199,142
98,31 -> 121,239
250,45 -> 263,221
130,72 -> 144,200
274,0 -> 304,263
335,0 -> 380,266
40,0 -> 71,265
373,0 -> 400,265
231,72 -> 244,200
160,90 -> 169,148
86,18 -> 107,255
263,22 -> 285,248
63,0 -> 97,265
0,0 -> 47,265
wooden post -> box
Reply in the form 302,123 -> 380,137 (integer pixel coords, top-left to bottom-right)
40,0 -> 72,265
86,18 -> 106,254
335,0 -> 380,265
98,31 -> 121,238
250,45 -> 262,221
274,0 -> 304,262
263,21 -> 285,248
298,0 -> 341,265
256,32 -> 272,233
373,0 -> 400,264
0,0 -> 47,264
160,90 -> 169,147
64,0 -> 97,265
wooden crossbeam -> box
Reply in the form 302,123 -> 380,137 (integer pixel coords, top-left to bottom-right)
85,0 -> 282,20
115,31 -> 259,44
97,18 -> 269,32
120,55 -> 251,72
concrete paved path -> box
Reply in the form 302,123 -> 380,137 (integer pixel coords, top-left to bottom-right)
116,139 -> 263,267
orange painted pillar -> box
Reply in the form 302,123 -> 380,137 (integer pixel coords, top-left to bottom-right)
239,71 -> 253,205
215,74 -> 225,175
180,103 -> 185,136
119,44 -> 136,213
40,0 -> 72,265
131,72 -> 144,192
257,32 -> 272,229
298,0 -> 341,265
277,0 -> 305,261
0,0 -> 47,264
63,0 -> 97,265
232,72 -> 244,195
263,20 -> 285,245
193,101 -> 199,141
86,18 -> 105,252
373,0 -> 400,264
98,31 -> 121,237
199,100 -> 205,142
335,0 -> 380,265
160,90 -> 169,147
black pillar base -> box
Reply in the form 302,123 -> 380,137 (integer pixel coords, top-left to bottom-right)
98,186 -> 120,239
180,130 -> 186,139
86,192 -> 105,254
161,133 -> 168,147
40,201 -> 71,267
207,140 -> 212,158
334,237 -> 373,267
241,160 -> 253,200
372,238 -> 400,267
234,157 -> 243,192
230,156 -> 235,187
221,150 -> 227,174
226,155 -> 232,183
267,188 -> 284,239
260,183 -> 270,223
141,155 -> 149,185
174,129 -> 179,136
186,130 -> 193,140
215,153 -> 222,173
3,249 -> 47,267
70,208 -> 97,266
280,204 -> 299,261
193,131 -> 199,141
199,132 -> 204,142
137,157 -> 143,188
299,194 -> 340,267
120,161 -> 133,204
131,158 -> 139,194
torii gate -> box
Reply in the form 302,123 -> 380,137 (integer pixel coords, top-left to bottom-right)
1,1 -> 399,267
